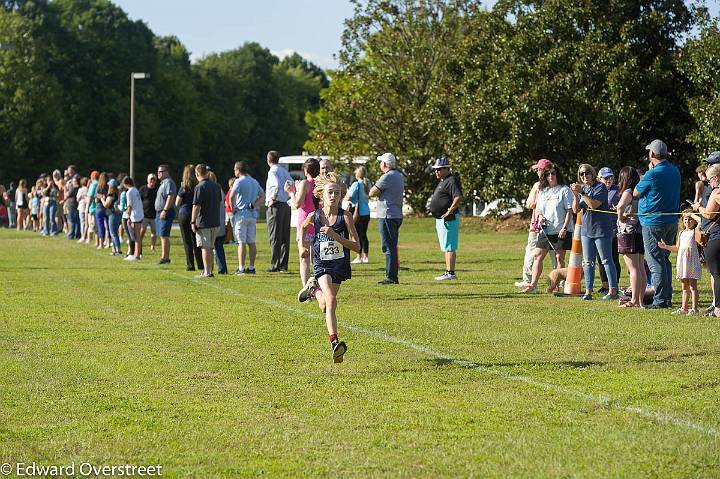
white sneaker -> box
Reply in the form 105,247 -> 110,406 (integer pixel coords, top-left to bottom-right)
362,257 -> 369,263
514,281 -> 531,287
352,258 -> 363,264
124,255 -> 138,261
435,272 -> 457,281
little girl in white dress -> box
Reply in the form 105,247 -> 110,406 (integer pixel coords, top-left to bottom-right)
659,212 -> 701,315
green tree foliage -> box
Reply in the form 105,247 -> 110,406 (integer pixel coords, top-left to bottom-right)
308,0 -> 700,209
0,2 -> 326,186
450,0 -> 696,201
677,12 -> 720,158
306,0 -> 472,212
0,3 -> 65,181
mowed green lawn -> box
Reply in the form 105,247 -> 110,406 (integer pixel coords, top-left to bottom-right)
1,218 -> 719,478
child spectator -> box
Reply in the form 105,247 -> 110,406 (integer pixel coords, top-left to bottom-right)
659,210 -> 702,314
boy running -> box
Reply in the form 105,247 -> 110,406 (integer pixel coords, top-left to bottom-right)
297,173 -> 361,363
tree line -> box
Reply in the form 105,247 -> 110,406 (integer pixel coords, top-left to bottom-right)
0,0 -> 327,187
306,0 -> 720,212
3,0 -> 720,215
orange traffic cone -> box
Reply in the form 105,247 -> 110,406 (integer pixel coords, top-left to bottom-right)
563,211 -> 583,295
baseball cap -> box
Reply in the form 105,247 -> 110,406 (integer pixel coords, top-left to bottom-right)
531,159 -> 552,170
377,153 -> 397,168
431,157 -> 451,170
108,179 -> 118,187
645,139 -> 668,158
704,151 -> 720,164
598,167 -> 614,178
147,173 -> 157,181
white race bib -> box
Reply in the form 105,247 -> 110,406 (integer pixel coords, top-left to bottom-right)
319,240 -> 343,261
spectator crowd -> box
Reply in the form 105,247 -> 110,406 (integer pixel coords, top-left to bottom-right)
518,139 -> 720,317
3,139 -> 714,317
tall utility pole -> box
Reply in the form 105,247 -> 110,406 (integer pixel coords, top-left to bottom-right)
129,72 -> 150,180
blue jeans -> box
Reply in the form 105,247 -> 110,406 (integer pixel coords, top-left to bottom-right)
379,218 -> 402,283
108,212 -> 122,251
642,223 -> 677,307
580,235 -> 617,291
96,209 -> 108,243
67,206 -> 80,239
214,236 -> 228,274
43,200 -> 58,235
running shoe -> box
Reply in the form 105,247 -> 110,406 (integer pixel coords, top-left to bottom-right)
123,255 -> 138,261
687,309 -> 700,315
331,340 -> 347,363
235,268 -> 245,275
298,277 -> 318,302
581,293 -> 593,300
602,293 -> 619,301
352,257 -> 363,264
514,281 -> 531,288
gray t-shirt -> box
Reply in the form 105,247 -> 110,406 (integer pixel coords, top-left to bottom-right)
193,179 -> 222,229
375,169 -> 405,219
65,181 -> 78,208
155,177 -> 177,212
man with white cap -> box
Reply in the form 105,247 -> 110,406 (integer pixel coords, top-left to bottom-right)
369,152 -> 405,284
429,156 -> 462,280
634,139 -> 681,309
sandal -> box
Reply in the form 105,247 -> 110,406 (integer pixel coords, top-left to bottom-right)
620,301 -> 638,308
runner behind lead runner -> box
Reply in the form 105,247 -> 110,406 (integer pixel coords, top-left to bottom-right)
297,173 -> 361,363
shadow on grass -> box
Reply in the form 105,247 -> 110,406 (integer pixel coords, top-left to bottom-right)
387,292 -> 526,300
429,357 -> 607,370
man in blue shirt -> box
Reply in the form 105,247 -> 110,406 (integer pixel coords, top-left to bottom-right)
231,161 -> 265,274
634,139 -> 681,308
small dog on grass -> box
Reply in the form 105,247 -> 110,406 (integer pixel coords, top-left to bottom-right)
546,267 -> 583,293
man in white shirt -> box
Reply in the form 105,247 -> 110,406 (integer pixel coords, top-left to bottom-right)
265,150 -> 293,272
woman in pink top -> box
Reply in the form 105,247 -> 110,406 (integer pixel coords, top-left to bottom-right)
286,158 -> 321,287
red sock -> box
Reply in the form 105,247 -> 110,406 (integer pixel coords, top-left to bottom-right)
329,334 -> 338,343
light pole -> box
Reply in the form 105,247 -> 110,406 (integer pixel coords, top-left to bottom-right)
129,72 -> 150,181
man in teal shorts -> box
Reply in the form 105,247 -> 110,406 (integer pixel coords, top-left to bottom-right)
429,157 -> 462,281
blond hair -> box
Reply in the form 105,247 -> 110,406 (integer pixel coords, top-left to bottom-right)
706,163 -> 720,179
313,172 -> 346,199
577,164 -> 597,183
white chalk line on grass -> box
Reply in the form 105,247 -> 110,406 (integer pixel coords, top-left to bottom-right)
162,270 -> 718,438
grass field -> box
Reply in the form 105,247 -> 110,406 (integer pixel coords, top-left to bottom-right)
1,218 -> 719,478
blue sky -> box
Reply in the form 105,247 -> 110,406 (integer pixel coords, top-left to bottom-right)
113,0 -> 358,69
113,0 -> 718,70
